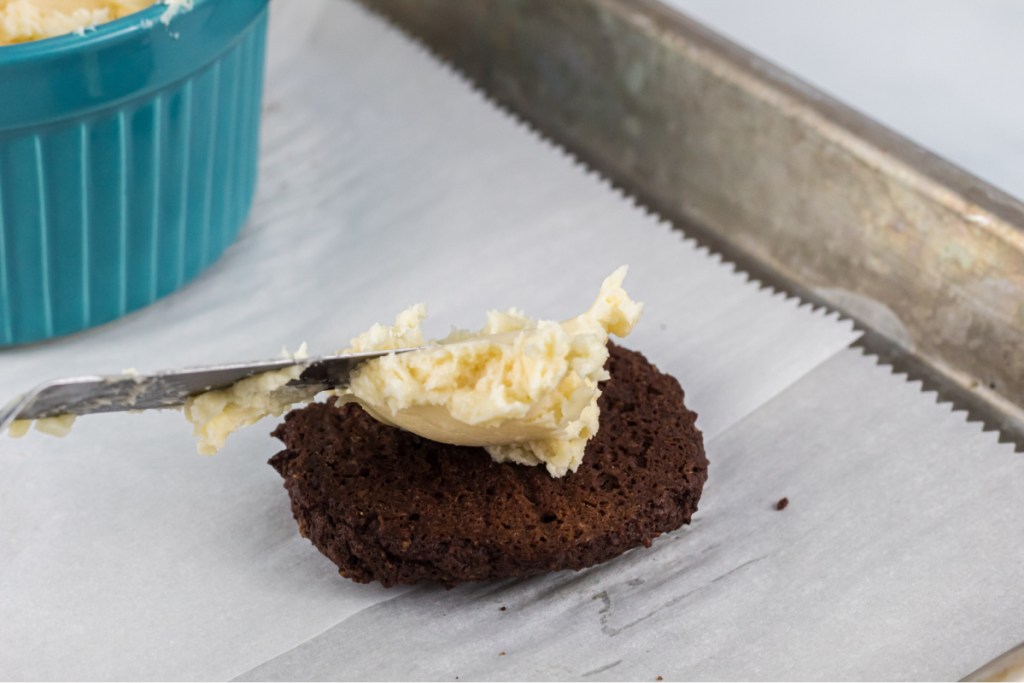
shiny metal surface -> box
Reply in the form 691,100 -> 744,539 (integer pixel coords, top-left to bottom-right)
0,348 -> 418,432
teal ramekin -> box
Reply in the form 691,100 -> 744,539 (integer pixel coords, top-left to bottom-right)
0,0 -> 270,346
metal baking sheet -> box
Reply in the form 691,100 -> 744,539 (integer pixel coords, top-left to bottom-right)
357,1 -> 1024,678
365,0 -> 1024,449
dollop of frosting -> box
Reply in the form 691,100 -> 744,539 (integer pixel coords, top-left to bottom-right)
341,267 -> 643,477
184,344 -> 313,455
0,0 -> 153,45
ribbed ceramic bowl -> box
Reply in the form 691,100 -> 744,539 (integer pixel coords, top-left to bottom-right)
0,0 -> 270,345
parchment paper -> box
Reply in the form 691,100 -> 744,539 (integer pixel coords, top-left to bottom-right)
237,349 -> 1024,681
1,1 -> 1019,680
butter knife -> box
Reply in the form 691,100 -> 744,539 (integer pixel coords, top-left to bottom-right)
0,348 -> 421,433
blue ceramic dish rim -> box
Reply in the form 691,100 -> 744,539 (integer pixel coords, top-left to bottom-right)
0,0 -> 207,64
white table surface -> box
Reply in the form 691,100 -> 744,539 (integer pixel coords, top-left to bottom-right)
668,0 -> 1024,202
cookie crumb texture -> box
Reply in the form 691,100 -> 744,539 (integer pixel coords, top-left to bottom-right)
269,345 -> 707,587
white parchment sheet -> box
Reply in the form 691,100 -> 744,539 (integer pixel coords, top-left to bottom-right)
236,349 -> 1024,682
0,1 -> 1019,680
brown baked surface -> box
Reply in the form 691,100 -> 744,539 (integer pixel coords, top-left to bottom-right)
269,344 -> 708,587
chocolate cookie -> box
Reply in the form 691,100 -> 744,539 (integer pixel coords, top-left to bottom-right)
269,344 -> 707,587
